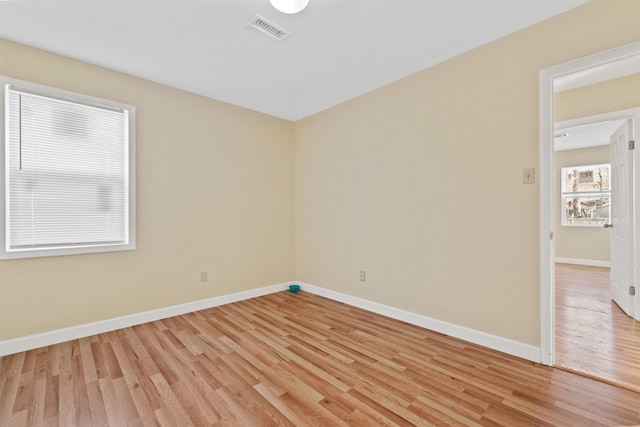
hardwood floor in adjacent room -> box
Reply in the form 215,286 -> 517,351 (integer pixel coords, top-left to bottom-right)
555,262 -> 640,393
1,290 -> 639,426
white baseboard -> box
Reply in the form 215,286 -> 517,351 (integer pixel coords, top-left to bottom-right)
2,280 -> 541,364
555,257 -> 610,268
0,282 -> 293,356
295,282 -> 541,363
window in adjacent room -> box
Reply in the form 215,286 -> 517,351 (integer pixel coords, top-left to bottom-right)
1,77 -> 136,259
561,163 -> 610,227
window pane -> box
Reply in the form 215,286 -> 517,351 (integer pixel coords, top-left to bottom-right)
562,164 -> 610,193
6,86 -> 128,250
563,195 -> 610,226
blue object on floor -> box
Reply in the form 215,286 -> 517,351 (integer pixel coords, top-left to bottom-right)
289,284 -> 300,293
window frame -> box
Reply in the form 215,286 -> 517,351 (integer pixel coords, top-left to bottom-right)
560,163 -> 610,228
0,76 -> 136,259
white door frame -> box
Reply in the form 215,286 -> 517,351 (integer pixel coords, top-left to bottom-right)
539,41 -> 640,366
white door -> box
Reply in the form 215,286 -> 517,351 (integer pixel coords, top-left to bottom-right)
609,119 -> 634,317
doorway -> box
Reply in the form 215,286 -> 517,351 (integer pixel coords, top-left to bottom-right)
539,42 -> 640,390
552,112 -> 640,391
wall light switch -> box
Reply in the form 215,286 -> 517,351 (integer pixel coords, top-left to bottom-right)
523,168 -> 535,184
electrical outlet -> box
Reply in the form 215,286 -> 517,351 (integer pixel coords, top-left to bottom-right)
523,168 -> 535,184
360,271 -> 366,282
200,271 -> 208,283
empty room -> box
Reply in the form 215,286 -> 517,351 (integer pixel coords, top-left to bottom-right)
0,1 -> 639,426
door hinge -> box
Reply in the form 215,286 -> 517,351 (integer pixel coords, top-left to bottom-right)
630,140 -> 635,150
550,231 -> 554,240
630,286 -> 636,296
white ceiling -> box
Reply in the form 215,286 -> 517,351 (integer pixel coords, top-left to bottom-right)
554,120 -> 625,151
0,0 -> 588,121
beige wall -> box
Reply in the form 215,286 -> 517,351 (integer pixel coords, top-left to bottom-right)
554,146 -> 611,261
0,39 -> 294,340
553,73 -> 640,263
555,73 -> 640,122
294,0 -> 640,346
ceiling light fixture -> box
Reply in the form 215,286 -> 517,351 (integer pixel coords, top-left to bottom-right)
269,0 -> 309,14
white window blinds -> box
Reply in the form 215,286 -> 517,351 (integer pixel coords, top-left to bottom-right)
5,86 -> 130,252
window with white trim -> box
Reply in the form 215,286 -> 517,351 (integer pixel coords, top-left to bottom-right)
561,163 -> 610,227
1,77 -> 135,259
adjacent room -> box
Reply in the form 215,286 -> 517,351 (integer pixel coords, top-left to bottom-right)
0,0 -> 639,425
551,63 -> 640,392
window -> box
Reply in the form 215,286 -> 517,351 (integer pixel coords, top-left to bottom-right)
1,77 -> 135,259
561,163 -> 610,227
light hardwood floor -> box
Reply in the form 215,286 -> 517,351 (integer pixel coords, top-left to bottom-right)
555,262 -> 640,393
1,290 -> 639,426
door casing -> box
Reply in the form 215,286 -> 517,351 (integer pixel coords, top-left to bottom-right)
539,41 -> 640,365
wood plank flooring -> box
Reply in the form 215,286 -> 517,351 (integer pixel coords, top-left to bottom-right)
555,263 -> 640,393
1,290 -> 639,426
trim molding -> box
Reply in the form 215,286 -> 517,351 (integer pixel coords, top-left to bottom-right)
296,282 -> 541,363
0,282 -> 292,356
555,257 -> 610,268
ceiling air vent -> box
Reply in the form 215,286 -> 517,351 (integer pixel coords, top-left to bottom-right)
248,15 -> 290,41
